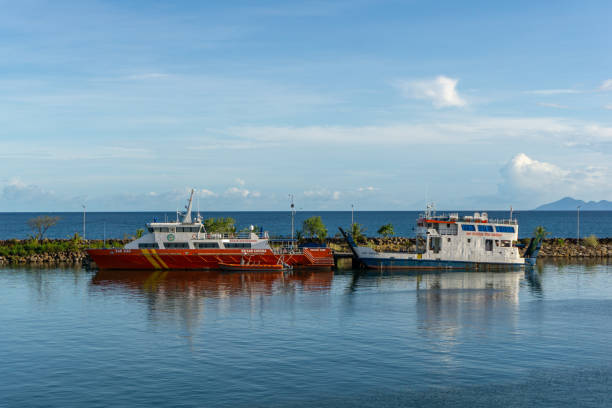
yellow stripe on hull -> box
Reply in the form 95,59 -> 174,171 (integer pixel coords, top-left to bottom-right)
150,249 -> 169,269
141,249 -> 161,269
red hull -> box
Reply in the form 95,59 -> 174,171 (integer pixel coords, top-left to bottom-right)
87,247 -> 333,271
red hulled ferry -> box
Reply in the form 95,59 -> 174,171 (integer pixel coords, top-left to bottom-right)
87,190 -> 333,271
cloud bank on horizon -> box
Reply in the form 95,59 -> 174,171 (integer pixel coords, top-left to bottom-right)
0,1 -> 611,211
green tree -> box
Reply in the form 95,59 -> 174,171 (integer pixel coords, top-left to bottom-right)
203,217 -> 236,234
377,223 -> 395,238
302,216 -> 328,242
351,223 -> 367,243
533,225 -> 550,241
27,215 -> 60,240
135,229 -> 145,239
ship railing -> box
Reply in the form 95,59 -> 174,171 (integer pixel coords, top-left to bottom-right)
486,219 -> 518,225
197,232 -> 267,240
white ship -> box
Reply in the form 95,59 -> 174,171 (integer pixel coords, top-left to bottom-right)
341,205 -> 542,270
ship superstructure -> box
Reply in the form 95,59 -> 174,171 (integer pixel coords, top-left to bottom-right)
342,205 -> 530,270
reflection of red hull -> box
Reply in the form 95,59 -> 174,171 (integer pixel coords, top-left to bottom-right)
87,248 -> 333,271
218,262 -> 287,272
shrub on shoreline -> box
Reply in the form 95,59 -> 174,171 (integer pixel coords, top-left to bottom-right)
583,235 -> 599,248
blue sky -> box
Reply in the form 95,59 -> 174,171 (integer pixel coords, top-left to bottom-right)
1,0 -> 611,211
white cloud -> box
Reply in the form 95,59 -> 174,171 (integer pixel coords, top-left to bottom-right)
303,188 -> 342,201
526,89 -> 581,95
235,178 -> 246,186
303,189 -> 330,198
0,144 -> 154,160
604,104 -> 612,110
500,153 -> 569,193
188,141 -> 260,150
125,73 -> 170,80
198,188 -> 218,198
497,153 -> 611,207
600,79 -> 612,91
396,75 -> 466,108
357,186 -> 376,192
1,179 -> 56,202
538,102 -> 568,109
225,187 -> 250,198
228,116 -> 590,146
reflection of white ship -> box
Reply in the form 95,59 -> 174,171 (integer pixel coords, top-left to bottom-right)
416,271 -> 522,303
414,271 -> 523,343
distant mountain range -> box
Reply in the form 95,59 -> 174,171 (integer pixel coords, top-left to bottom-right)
534,197 -> 612,211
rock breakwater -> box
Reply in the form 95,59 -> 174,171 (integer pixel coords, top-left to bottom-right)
0,239 -> 127,266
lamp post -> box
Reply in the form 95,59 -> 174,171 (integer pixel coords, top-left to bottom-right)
289,194 -> 295,248
577,205 -> 581,245
351,204 -> 354,226
82,204 -> 86,241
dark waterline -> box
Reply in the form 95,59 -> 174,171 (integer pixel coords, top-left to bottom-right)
1,262 -> 611,407
2,210 -> 611,240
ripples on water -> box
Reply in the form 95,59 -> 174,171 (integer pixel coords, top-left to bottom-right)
1,262 -> 611,407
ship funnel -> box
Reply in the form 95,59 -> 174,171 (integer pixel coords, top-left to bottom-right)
182,189 -> 195,224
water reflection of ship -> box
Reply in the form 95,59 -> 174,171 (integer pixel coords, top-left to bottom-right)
91,269 -> 334,299
90,270 -> 334,343
414,271 -> 523,344
415,271 -> 522,302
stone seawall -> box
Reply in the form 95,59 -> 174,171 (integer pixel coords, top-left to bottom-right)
0,237 -> 610,267
0,239 -> 127,266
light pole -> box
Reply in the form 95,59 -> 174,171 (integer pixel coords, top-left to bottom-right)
82,204 -> 86,241
577,205 -> 581,245
351,204 -> 354,226
289,194 -> 295,247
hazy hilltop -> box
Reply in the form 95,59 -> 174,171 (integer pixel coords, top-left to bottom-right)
535,197 -> 612,211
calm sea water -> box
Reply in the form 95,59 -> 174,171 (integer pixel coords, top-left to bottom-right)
1,210 -> 611,240
1,262 -> 611,407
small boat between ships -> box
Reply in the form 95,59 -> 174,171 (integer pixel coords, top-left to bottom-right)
87,190 -> 333,271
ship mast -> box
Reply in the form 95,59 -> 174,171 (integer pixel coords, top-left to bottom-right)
182,188 -> 195,224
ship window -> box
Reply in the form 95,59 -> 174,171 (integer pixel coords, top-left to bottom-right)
477,225 -> 494,232
447,238 -> 451,242
195,242 -> 219,248
147,227 -> 154,233
160,227 -> 169,232
165,242 -> 189,249
461,224 -> 476,231
138,243 -> 159,249
501,240 -> 511,247
495,226 -> 515,233
467,238 -> 471,243
485,239 -> 493,251
225,243 -> 252,249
